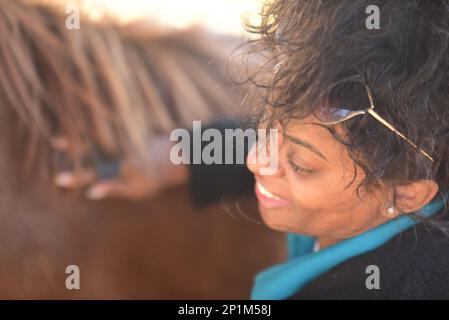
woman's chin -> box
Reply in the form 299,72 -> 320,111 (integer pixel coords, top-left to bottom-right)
258,204 -> 296,233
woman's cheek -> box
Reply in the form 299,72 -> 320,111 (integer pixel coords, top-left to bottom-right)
288,174 -> 346,215
286,172 -> 332,209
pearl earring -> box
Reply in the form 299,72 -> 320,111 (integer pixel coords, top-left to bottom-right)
386,206 -> 396,215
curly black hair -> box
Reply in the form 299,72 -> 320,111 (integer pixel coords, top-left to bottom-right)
238,0 -> 449,233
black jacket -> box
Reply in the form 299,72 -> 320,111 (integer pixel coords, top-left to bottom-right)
188,119 -> 449,299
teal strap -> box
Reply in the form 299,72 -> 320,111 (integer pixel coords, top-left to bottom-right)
251,193 -> 448,300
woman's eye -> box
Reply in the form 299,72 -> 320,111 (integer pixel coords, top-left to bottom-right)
287,157 -> 311,174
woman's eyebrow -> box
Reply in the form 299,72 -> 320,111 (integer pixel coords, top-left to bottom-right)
284,134 -> 328,162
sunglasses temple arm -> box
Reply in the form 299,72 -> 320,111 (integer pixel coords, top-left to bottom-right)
366,109 -> 435,162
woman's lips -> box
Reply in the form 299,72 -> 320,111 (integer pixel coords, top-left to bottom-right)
255,182 -> 291,209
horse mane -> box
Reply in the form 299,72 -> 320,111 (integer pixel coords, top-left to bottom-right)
0,0 -> 245,182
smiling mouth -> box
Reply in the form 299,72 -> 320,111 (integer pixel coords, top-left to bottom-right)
255,182 -> 291,208
257,182 -> 283,200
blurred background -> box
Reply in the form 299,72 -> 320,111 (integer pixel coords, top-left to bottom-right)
0,0 -> 286,299
46,0 -> 262,35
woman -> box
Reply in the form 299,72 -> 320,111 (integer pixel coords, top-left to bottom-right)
56,0 -> 449,299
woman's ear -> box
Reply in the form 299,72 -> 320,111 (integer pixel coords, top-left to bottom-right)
392,180 -> 439,214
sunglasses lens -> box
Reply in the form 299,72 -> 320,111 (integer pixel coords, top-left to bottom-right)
313,107 -> 356,124
314,80 -> 371,124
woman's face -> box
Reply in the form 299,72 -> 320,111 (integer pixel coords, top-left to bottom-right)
246,115 -> 392,241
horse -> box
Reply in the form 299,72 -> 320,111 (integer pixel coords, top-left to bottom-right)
0,0 -> 284,298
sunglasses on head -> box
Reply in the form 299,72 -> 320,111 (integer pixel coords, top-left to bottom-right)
313,82 -> 435,162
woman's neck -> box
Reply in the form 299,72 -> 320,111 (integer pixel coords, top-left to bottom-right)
317,236 -> 340,250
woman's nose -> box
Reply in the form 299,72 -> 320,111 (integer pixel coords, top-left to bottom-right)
246,140 -> 285,178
